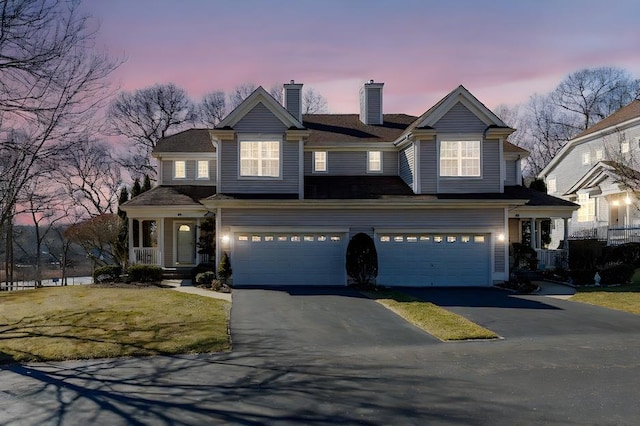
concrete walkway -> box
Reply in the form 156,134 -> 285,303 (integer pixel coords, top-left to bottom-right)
162,279 -> 232,302
532,280 -> 576,299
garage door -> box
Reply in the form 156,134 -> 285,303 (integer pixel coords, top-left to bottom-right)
232,232 -> 347,286
376,233 -> 491,287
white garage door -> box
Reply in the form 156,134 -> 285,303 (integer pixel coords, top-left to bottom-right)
232,232 -> 347,286
376,233 -> 491,287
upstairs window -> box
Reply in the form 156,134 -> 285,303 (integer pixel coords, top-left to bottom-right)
621,141 -> 630,154
547,177 -> 557,194
582,152 -> 591,165
595,149 -> 603,161
197,160 -> 209,179
440,141 -> 480,177
577,193 -> 595,223
240,140 -> 280,178
368,151 -> 382,173
314,151 -> 327,172
174,160 -> 186,179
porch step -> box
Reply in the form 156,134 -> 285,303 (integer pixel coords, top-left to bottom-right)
162,268 -> 192,280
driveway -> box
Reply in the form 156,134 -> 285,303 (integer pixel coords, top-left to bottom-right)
2,286 -> 640,425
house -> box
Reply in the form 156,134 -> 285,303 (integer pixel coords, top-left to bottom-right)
538,100 -> 640,247
121,82 -> 577,286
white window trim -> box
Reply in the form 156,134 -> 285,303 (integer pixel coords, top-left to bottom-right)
621,141 -> 630,154
367,151 -> 383,173
577,193 -> 595,223
313,151 -> 327,173
174,160 -> 186,179
237,136 -> 283,179
438,140 -> 482,178
196,160 -> 209,179
582,151 -> 591,165
595,149 -> 603,161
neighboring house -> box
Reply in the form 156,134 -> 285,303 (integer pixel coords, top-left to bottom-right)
539,100 -> 640,247
122,82 -> 577,287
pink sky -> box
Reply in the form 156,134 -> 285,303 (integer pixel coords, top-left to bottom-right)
83,0 -> 640,115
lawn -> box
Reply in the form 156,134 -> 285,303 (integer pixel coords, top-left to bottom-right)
364,290 -> 498,341
572,275 -> 640,315
0,286 -> 230,363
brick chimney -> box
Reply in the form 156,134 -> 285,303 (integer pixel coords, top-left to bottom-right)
283,80 -> 303,122
359,80 -> 384,125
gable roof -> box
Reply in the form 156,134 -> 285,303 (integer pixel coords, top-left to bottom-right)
303,114 -> 417,143
153,129 -> 215,154
216,86 -> 304,130
123,185 -> 217,207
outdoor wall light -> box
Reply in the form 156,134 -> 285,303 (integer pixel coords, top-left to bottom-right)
497,233 -> 505,242
221,235 -> 230,244
612,200 -> 620,207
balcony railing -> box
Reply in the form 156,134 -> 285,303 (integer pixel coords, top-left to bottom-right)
132,248 -> 161,265
607,227 -> 640,246
569,223 -> 608,241
534,249 -> 568,270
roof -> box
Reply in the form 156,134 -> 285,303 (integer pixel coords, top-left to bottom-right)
302,114 -> 416,143
572,100 -> 640,140
503,140 -> 528,154
436,185 -> 577,207
153,129 -> 215,154
304,176 -> 415,199
123,185 -> 218,207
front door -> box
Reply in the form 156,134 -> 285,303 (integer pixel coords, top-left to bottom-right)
176,222 -> 196,265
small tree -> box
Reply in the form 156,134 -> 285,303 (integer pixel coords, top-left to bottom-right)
346,233 -> 378,288
217,252 -> 232,285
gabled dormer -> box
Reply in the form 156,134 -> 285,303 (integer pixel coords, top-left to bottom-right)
395,85 -> 514,194
152,129 -> 217,186
211,86 -> 309,198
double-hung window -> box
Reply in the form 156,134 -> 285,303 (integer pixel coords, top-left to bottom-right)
314,151 -> 327,172
368,151 -> 382,173
240,140 -> 280,178
197,160 -> 209,179
577,193 -> 595,222
440,141 -> 480,177
174,160 -> 186,179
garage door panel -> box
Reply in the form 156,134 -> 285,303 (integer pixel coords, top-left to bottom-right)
233,233 -> 347,286
376,233 -> 491,287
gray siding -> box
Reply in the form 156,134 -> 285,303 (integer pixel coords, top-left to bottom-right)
420,140 -> 437,193
399,145 -> 415,188
222,208 -> 505,272
220,138 -> 299,194
367,87 -> 382,125
504,159 -> 517,186
303,150 -> 397,175
438,139 -> 501,193
161,159 -> 217,185
434,102 -> 487,133
163,218 -> 173,267
284,87 -> 301,120
234,103 -> 288,133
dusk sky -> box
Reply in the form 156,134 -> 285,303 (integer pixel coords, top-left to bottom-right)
82,0 -> 640,115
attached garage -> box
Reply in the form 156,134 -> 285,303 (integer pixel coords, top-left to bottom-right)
376,233 -> 492,287
232,232 -> 348,286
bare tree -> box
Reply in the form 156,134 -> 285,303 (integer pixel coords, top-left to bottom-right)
197,90 -> 226,127
108,83 -> 196,178
269,83 -> 283,104
303,88 -> 329,114
552,67 -> 640,131
228,83 -> 257,110
64,213 -> 121,269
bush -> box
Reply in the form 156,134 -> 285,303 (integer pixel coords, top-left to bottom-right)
500,274 -> 538,294
569,269 -> 598,285
346,233 -> 378,288
600,243 -> 640,267
210,279 -> 223,291
217,252 -> 232,285
93,265 -> 123,283
599,263 -> 635,285
192,263 -> 215,282
195,271 -> 216,286
568,240 -> 606,270
511,243 -> 538,271
127,264 -> 163,283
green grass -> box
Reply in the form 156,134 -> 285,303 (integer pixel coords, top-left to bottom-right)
364,290 -> 498,341
572,270 -> 640,315
0,286 -> 230,363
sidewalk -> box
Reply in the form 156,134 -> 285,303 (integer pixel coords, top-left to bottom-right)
532,281 -> 576,299
162,279 -> 232,302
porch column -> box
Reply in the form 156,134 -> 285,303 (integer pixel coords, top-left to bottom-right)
530,218 -> 536,249
536,219 -> 542,249
158,219 -> 164,267
563,218 -> 569,249
128,217 -> 134,265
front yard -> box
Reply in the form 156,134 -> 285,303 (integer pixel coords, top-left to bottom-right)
0,286 -> 231,363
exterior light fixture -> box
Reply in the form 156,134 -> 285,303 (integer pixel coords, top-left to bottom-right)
497,233 -> 505,242
221,235 -> 230,244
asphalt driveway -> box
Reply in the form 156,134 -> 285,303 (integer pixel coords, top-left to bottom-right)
2,285 -> 640,425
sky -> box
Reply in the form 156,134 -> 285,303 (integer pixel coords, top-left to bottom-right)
81,0 -> 640,116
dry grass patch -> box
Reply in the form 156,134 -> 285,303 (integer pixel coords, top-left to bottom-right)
572,283 -> 640,315
0,286 -> 230,363
364,290 -> 498,341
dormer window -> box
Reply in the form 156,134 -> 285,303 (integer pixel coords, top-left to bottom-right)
314,151 -> 327,173
240,140 -> 281,178
367,151 -> 382,173
440,140 -> 480,177
174,160 -> 186,179
197,160 -> 209,179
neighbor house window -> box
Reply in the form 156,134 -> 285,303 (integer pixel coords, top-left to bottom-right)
547,177 -> 557,194
595,149 -> 603,161
197,160 -> 209,179
577,193 -> 595,222
240,140 -> 280,177
439,141 -> 480,177
582,152 -> 590,165
621,141 -> 630,154
368,151 -> 382,172
314,151 -> 327,172
174,160 -> 186,179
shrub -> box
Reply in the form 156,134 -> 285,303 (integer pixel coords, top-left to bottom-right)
569,269 -> 598,285
599,263 -> 635,285
192,262 -> 215,282
346,233 -> 378,288
210,279 -> 223,291
568,239 -> 606,270
217,252 -> 232,285
500,274 -> 538,294
93,265 -> 123,283
127,264 -> 163,283
511,243 -> 538,271
195,271 -> 216,286
600,243 -> 640,267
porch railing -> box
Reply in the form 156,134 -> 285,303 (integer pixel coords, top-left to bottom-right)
132,248 -> 161,265
569,223 -> 608,241
607,227 -> 640,246
534,249 -> 568,270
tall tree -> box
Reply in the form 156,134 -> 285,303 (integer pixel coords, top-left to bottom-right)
302,88 -> 329,113
108,83 -> 196,178
228,83 -> 257,110
198,90 -> 227,127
